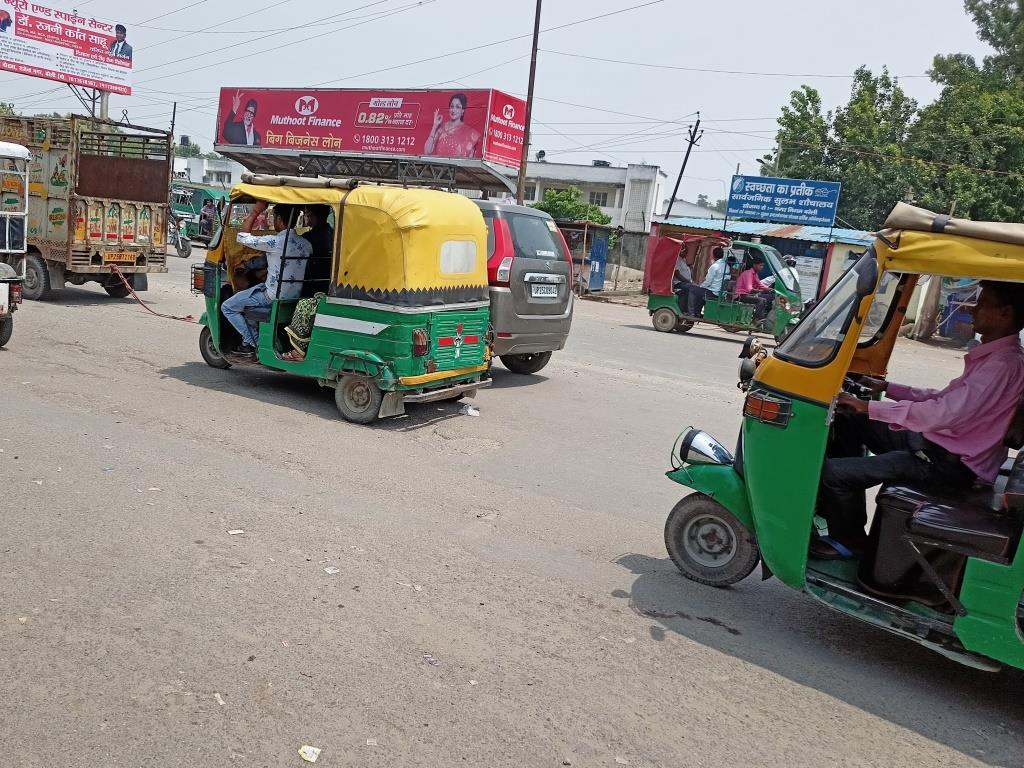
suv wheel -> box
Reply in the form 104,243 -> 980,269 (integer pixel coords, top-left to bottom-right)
500,351 -> 552,375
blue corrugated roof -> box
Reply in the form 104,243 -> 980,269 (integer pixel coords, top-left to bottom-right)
658,216 -> 874,246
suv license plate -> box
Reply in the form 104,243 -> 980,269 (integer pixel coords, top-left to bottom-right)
531,284 -> 558,298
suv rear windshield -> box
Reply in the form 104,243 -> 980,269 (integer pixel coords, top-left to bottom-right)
507,213 -> 564,260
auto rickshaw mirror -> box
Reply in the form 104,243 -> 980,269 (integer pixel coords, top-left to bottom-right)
854,250 -> 879,298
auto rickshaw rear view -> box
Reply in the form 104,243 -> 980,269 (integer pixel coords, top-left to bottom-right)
663,203 -> 1024,672
194,175 -> 491,424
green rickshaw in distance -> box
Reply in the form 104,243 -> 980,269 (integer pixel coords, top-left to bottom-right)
664,203 -> 1024,672
193,174 -> 491,424
644,233 -> 801,342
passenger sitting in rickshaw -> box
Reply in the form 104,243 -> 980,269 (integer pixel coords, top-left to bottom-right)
685,248 -> 727,318
734,253 -> 773,321
221,201 -> 312,356
813,280 -> 1024,559
672,244 -> 693,306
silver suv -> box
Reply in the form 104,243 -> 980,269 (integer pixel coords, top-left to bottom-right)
474,200 -> 573,375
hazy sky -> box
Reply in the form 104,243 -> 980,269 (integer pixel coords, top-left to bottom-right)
2,0 -> 992,202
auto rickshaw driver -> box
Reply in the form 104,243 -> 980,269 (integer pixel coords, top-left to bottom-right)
813,280 -> 1024,559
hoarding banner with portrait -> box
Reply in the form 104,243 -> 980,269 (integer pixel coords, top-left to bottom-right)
0,1 -> 133,95
727,175 -> 842,228
214,87 -> 527,169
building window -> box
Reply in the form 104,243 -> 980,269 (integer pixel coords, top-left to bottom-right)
524,185 -> 536,201
589,191 -> 609,207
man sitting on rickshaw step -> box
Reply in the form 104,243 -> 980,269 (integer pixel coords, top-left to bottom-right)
813,280 -> 1024,559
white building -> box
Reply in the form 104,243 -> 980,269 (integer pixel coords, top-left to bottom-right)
660,198 -> 723,219
172,156 -> 247,187
520,160 -> 666,231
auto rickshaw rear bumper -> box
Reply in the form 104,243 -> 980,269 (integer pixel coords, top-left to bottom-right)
403,378 -> 491,403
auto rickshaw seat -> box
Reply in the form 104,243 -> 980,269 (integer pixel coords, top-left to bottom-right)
905,498 -> 1021,562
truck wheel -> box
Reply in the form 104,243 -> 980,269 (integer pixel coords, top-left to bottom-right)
199,326 -> 231,369
21,253 -> 51,301
103,274 -> 133,298
665,493 -> 759,587
500,351 -> 552,375
0,316 -> 12,347
652,307 -> 678,333
335,375 -> 383,424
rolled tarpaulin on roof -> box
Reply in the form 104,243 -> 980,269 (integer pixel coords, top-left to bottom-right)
240,173 -> 357,189
882,202 -> 1024,247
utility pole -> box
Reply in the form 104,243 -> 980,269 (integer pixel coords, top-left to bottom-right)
516,0 -> 542,205
665,113 -> 702,219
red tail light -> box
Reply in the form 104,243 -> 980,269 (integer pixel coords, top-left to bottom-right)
412,328 -> 429,356
10,282 -> 22,304
487,218 -> 515,286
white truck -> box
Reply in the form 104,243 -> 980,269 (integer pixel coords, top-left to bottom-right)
0,115 -> 173,300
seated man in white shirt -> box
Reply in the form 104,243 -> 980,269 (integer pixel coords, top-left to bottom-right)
221,202 -> 312,356
685,249 -> 728,317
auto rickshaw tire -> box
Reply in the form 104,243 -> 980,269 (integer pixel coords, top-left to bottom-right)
199,326 -> 231,369
0,316 -> 12,347
500,351 -> 552,375
665,493 -> 760,587
675,318 -> 694,333
652,308 -> 678,333
20,253 -> 51,301
335,375 -> 383,424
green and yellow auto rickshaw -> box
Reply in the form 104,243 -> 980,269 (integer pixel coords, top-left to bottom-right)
644,234 -> 801,342
193,175 -> 491,424
664,203 -> 1024,671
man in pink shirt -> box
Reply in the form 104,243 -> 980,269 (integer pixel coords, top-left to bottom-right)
813,281 -> 1024,558
734,253 -> 773,321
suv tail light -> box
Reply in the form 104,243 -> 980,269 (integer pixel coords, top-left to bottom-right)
10,282 -> 22,304
412,328 -> 429,356
496,256 -> 514,284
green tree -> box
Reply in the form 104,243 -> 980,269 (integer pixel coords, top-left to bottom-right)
963,0 -> 1024,79
761,85 -> 831,181
696,193 -> 709,208
531,186 -> 611,224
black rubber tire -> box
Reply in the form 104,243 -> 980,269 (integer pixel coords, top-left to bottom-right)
20,253 -> 51,301
0,316 -> 12,347
500,351 -> 552,375
199,325 -> 231,369
652,307 -> 677,333
665,493 -> 760,587
175,238 -> 193,259
675,318 -> 694,334
335,375 -> 383,424
103,280 -> 132,298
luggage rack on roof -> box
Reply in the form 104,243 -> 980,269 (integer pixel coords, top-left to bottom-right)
217,146 -> 516,193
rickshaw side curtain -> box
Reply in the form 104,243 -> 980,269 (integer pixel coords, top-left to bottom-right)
644,236 -> 684,296
331,186 -> 488,307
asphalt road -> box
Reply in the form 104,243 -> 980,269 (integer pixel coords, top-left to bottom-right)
1,251 -> 1021,768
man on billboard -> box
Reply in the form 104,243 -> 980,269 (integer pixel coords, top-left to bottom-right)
109,25 -> 133,60
0,9 -> 12,32
424,93 -> 481,159
222,91 -> 261,147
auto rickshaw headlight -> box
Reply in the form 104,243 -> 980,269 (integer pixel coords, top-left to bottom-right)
678,428 -> 734,466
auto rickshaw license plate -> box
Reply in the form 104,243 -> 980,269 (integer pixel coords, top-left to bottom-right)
103,251 -> 137,264
531,284 -> 558,298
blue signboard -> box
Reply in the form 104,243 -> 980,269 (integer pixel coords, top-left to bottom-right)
726,175 -> 841,227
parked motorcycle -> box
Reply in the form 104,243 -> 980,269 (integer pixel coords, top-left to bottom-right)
168,215 -> 193,259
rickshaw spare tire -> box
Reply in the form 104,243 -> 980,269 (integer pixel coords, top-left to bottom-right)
199,325 -> 231,369
0,315 -> 11,347
335,374 -> 383,424
665,493 -> 760,587
652,308 -> 678,333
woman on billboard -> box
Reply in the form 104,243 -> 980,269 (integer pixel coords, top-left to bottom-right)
424,93 -> 481,159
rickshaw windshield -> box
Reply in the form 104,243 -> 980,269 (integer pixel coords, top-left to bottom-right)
775,251 -> 877,367
761,246 -> 795,291
858,270 -> 902,344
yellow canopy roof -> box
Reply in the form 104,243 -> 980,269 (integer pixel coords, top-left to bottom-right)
877,203 -> 1024,280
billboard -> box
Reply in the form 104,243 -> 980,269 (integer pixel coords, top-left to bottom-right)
0,1 -> 133,95
214,87 -> 527,169
727,175 -> 842,228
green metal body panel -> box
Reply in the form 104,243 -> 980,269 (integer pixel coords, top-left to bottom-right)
201,282 -> 488,391
953,552 -> 1024,668
740,387 -> 830,588
666,464 -> 754,531
647,293 -> 680,313
703,298 -> 755,326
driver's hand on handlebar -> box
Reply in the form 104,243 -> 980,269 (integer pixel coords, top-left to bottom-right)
858,376 -> 887,396
836,392 -> 869,415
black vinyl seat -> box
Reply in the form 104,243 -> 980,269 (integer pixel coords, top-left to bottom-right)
906,496 -> 1022,562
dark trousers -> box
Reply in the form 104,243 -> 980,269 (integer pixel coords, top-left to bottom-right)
738,292 -> 772,321
686,285 -> 715,317
819,412 -> 976,544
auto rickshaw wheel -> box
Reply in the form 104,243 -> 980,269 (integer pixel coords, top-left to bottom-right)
665,493 -> 759,587
0,316 -> 11,347
675,318 -> 694,333
335,375 -> 383,424
652,308 -> 678,333
199,326 -> 231,369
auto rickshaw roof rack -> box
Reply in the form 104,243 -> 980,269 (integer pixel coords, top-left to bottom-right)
217,146 -> 517,194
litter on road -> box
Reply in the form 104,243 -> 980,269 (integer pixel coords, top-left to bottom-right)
298,745 -> 321,763
324,567 -> 340,575
227,530 -> 245,536
214,692 -> 226,706
461,404 -> 480,417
